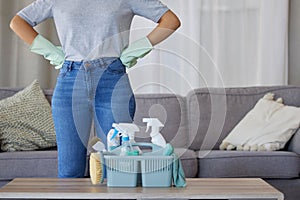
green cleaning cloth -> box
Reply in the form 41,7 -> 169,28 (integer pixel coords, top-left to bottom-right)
30,34 -> 65,69
172,154 -> 187,187
163,143 -> 187,187
120,37 -> 153,68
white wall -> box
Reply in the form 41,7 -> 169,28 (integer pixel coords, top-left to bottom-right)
289,0 -> 300,85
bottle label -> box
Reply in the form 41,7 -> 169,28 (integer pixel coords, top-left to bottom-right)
107,129 -> 120,151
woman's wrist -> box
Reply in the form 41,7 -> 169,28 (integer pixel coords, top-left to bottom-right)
10,15 -> 38,45
147,10 -> 181,46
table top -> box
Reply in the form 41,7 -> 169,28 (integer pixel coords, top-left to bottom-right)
0,178 -> 284,200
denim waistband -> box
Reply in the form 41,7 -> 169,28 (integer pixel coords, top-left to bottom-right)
63,57 -> 118,70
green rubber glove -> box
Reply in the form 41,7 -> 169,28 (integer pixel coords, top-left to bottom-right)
120,37 -> 153,68
30,35 -> 65,69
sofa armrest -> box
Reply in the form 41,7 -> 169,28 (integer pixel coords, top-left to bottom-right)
288,128 -> 300,154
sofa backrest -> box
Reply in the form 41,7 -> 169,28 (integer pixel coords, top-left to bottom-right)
1,86 -> 299,152
0,88 -> 53,104
0,88 -> 23,101
0,87 -> 189,148
187,86 -> 300,151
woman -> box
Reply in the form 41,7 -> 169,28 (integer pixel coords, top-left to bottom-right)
10,0 -> 180,178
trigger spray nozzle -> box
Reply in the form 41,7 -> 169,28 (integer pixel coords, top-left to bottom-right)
145,123 -> 150,133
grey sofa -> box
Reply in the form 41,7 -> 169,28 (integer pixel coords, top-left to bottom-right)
0,86 -> 299,200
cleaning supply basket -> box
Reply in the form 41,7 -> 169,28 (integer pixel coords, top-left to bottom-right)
140,155 -> 173,187
104,143 -> 174,187
105,155 -> 140,187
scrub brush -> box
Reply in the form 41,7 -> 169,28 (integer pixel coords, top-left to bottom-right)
90,152 -> 105,185
88,137 -> 106,185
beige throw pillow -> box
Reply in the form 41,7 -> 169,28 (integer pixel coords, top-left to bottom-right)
220,93 -> 300,151
0,80 -> 57,152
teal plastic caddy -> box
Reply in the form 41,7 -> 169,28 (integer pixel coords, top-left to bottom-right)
104,143 -> 174,187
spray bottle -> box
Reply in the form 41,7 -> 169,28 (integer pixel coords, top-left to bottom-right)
107,126 -> 120,151
112,123 -> 141,156
143,118 -> 167,148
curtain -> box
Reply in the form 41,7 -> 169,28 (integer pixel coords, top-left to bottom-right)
0,0 -> 289,95
129,0 -> 289,95
0,0 -> 58,88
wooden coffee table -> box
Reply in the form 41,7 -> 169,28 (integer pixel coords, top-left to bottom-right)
0,178 -> 283,200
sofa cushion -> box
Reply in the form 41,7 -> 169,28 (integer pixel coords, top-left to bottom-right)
288,128 -> 300,154
0,80 -> 57,151
220,93 -> 300,151
0,151 -> 58,179
174,148 -> 198,178
197,150 -> 300,179
134,94 -> 188,148
187,86 -> 300,151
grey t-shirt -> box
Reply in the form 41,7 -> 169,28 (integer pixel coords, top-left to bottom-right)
18,0 -> 169,61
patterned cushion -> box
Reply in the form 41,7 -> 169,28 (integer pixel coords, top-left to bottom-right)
0,80 -> 56,152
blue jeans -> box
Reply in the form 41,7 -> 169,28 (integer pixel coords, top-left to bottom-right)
52,58 -> 135,178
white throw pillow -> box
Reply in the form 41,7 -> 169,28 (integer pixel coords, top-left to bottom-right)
220,93 -> 300,151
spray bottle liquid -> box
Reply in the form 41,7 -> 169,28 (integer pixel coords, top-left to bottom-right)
143,118 -> 167,148
120,135 -> 133,156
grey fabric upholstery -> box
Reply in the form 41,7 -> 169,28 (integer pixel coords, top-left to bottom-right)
174,148 -> 198,178
0,150 -> 90,181
288,129 -> 300,154
0,151 -> 58,179
197,150 -> 300,179
43,89 -> 54,105
134,94 -> 188,148
0,88 -> 23,100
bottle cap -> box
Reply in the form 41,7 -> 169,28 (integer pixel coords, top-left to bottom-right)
122,136 -> 129,141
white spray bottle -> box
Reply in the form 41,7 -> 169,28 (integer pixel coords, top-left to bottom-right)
143,118 -> 167,148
